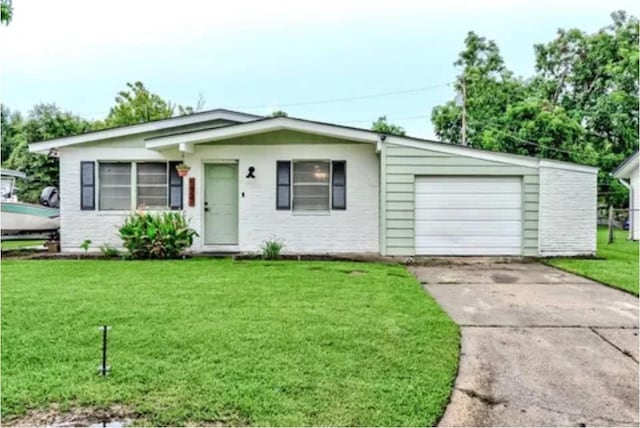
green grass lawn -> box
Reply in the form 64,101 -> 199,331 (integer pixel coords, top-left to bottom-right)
1,259 -> 459,426
547,227 -> 639,295
1,240 -> 45,250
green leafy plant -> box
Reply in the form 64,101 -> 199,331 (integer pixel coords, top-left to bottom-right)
261,238 -> 284,260
100,245 -> 120,257
80,239 -> 92,252
119,212 -> 198,259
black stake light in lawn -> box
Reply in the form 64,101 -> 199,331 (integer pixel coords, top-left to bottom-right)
97,325 -> 111,376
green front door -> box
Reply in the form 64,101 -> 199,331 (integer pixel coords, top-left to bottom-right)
204,163 -> 238,245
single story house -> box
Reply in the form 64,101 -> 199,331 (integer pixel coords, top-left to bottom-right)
612,151 -> 639,240
29,109 -> 598,256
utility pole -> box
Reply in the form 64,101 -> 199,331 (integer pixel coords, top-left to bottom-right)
461,77 -> 467,146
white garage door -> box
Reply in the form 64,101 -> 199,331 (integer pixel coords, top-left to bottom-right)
415,176 -> 523,255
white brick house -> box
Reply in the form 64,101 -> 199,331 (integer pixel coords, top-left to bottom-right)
29,109 -> 598,256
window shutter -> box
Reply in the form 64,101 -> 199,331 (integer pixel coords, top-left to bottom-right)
80,161 -> 95,210
276,161 -> 291,210
332,161 -> 346,210
169,161 -> 183,210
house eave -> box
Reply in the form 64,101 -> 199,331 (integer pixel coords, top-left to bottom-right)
145,117 -> 380,150
612,151 -> 639,178
28,109 -> 262,154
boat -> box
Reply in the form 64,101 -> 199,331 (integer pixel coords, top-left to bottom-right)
1,168 -> 60,240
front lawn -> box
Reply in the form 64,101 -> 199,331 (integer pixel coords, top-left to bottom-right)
1,259 -> 459,426
547,227 -> 639,295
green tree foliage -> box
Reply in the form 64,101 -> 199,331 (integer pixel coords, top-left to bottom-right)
270,110 -> 288,117
105,81 -> 175,127
1,105 -> 23,161
2,83 -> 203,202
431,11 -> 639,206
2,104 -> 93,202
372,116 -> 406,136
1,0 -> 12,25
105,82 -> 204,127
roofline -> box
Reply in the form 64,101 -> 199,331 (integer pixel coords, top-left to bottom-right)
612,151 -> 639,178
28,109 -> 262,153
145,116 -> 379,148
146,115 -> 598,173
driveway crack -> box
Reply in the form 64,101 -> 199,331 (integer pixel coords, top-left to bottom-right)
455,388 -> 506,406
589,328 -> 638,363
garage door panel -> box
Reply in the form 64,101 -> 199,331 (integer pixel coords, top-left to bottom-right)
415,246 -> 522,255
417,236 -> 522,247
415,194 -> 522,209
415,176 -> 523,256
416,179 -> 522,194
416,220 -> 522,235
416,208 -> 522,221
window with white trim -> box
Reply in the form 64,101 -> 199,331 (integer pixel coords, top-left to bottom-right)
99,163 -> 132,210
293,161 -> 330,211
276,160 -> 347,211
95,161 -> 182,211
137,162 -> 168,208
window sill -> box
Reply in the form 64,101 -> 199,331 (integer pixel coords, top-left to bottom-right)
291,210 -> 331,216
96,208 -> 180,216
96,210 -> 131,216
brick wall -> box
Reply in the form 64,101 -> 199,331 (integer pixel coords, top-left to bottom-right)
538,166 -> 597,256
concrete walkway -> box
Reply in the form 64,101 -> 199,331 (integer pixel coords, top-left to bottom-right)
410,262 -> 639,427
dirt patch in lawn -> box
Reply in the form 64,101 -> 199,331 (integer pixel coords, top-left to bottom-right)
3,404 -> 135,427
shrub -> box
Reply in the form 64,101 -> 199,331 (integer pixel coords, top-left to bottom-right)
119,212 -> 198,259
80,239 -> 92,252
261,238 -> 284,260
100,245 -> 120,257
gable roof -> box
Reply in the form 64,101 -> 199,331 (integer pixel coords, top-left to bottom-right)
145,115 -> 598,173
28,109 -> 261,153
29,109 -> 598,174
612,151 -> 639,178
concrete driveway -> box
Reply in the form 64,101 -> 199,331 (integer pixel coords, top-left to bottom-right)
410,261 -> 639,427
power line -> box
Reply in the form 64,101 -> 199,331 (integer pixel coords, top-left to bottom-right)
338,114 -> 430,125
73,82 -> 453,119
224,83 -> 453,110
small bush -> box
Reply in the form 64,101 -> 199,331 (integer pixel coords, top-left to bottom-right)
119,212 -> 198,259
80,239 -> 92,252
261,238 -> 284,260
100,245 -> 120,257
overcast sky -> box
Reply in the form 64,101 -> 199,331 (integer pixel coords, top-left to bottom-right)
1,0 -> 638,138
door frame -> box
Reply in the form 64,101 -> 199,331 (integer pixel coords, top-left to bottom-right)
202,160 -> 239,245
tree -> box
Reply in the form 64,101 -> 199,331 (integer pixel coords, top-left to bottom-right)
105,81 -> 175,127
371,116 -> 406,136
1,0 -> 12,25
431,12 -> 639,206
1,104 -> 23,162
3,104 -> 93,202
105,82 -> 205,126
270,110 -> 288,117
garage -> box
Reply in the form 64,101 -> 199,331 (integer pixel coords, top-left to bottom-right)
414,176 -> 523,255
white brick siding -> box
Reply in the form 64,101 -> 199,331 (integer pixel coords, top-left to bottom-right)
58,141 -> 379,254
538,166 -> 597,256
184,143 -> 379,253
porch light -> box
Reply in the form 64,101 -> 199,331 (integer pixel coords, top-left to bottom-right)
246,166 -> 256,179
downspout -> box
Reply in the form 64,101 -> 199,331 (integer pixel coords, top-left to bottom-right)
614,176 -> 633,240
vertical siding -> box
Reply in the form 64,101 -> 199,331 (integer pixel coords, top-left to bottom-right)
383,143 -> 539,256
